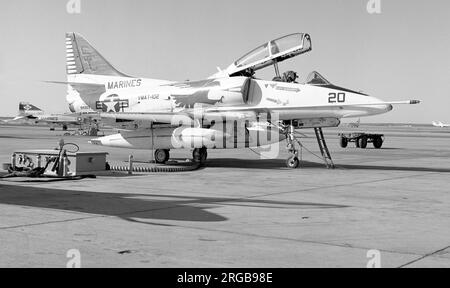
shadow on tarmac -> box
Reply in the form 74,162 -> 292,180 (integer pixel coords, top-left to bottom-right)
0,184 -> 347,224
205,158 -> 450,173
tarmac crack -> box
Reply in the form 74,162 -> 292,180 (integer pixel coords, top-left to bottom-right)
0,215 -> 103,230
245,172 -> 430,200
146,221 -> 426,260
398,245 -> 450,268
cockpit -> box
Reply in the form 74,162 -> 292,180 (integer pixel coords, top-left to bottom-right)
305,71 -> 331,85
226,33 -> 312,77
222,33 -> 338,89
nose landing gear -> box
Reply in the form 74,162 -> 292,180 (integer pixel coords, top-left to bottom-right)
283,123 -> 335,169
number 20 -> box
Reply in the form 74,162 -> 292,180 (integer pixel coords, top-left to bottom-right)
328,93 -> 345,103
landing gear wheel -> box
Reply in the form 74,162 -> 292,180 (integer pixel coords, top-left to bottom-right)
62,125 -> 68,131
355,139 -> 360,148
373,136 -> 383,149
155,149 -> 170,164
286,156 -> 300,169
193,148 -> 207,164
359,136 -> 368,149
340,136 -> 348,148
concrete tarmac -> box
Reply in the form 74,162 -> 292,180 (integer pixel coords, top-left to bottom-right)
0,124 -> 449,267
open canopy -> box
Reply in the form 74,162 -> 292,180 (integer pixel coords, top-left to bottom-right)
226,33 -> 312,77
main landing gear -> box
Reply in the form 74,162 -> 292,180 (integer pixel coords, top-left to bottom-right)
154,149 -> 170,164
193,147 -> 208,164
284,124 -> 335,169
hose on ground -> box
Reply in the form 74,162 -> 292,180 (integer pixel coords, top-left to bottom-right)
109,162 -> 201,173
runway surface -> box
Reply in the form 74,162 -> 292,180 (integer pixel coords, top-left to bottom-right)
0,124 -> 449,267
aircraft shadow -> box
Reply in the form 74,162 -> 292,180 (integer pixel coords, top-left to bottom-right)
204,158 -> 450,173
0,184 -> 347,224
335,163 -> 450,173
0,136 -> 36,140
204,158 -> 292,170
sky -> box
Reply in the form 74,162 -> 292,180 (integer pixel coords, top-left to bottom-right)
0,0 -> 449,123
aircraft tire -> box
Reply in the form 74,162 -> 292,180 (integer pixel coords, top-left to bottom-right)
193,148 -> 207,164
373,137 -> 383,149
63,125 -> 68,131
286,156 -> 299,169
340,136 -> 348,148
355,139 -> 360,148
155,149 -> 170,164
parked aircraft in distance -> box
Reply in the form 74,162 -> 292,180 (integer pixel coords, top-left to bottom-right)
432,121 -> 450,128
3,102 -> 82,131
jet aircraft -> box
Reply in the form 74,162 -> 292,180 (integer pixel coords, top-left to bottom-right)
3,102 -> 83,131
61,32 -> 420,168
432,121 -> 450,128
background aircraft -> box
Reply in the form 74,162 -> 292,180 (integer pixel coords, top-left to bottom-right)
4,102 -> 82,131
432,121 -> 450,128
62,32 -> 419,168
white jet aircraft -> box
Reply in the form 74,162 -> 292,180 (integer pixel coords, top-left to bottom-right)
62,32 -> 420,168
4,102 -> 83,131
432,121 -> 450,128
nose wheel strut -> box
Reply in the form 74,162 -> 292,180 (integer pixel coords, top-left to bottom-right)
284,125 -> 335,169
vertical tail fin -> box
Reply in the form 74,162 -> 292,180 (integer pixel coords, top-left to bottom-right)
19,102 -> 43,115
65,32 -> 129,77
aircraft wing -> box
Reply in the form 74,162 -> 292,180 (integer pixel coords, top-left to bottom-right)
37,119 -> 80,125
99,112 -> 195,126
97,100 -> 420,125
204,100 -> 420,113
2,116 -> 32,123
12,116 -> 28,121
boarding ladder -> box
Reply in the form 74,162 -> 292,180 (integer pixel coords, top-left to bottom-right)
314,128 -> 335,169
